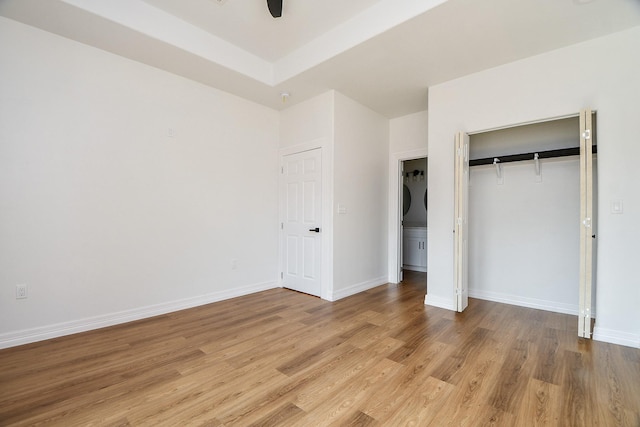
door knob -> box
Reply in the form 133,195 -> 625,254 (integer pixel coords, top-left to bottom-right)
309,227 -> 320,233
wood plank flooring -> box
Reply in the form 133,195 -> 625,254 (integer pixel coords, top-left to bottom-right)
1,271 -> 638,426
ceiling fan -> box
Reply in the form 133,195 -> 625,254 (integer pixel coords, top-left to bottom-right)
267,0 -> 282,18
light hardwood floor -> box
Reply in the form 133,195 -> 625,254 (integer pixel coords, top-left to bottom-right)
1,271 -> 638,426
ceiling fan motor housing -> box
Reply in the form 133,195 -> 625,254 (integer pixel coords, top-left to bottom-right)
267,0 -> 282,18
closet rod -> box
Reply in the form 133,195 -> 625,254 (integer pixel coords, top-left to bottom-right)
469,145 -> 597,167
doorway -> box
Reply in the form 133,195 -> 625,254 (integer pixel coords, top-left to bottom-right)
388,148 -> 428,285
454,110 -> 597,337
280,148 -> 322,297
401,158 -> 428,277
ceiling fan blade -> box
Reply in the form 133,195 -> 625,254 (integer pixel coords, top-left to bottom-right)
267,0 -> 282,18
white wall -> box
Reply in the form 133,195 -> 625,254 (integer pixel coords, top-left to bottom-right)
388,111 -> 428,283
279,91 -> 334,148
390,111 -> 429,154
469,158 -> 582,314
427,26 -> 640,348
0,18 -> 280,348
333,92 -> 389,299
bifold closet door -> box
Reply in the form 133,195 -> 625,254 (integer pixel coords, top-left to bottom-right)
454,132 -> 470,312
579,109 -> 594,338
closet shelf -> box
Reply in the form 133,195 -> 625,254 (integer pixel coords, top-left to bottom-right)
469,145 -> 597,167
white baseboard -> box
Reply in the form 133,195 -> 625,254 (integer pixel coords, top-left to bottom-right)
403,265 -> 427,273
468,289 -> 579,316
424,294 -> 456,311
0,281 -> 277,350
593,327 -> 640,349
331,276 -> 388,301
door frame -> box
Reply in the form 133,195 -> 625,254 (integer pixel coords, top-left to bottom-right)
279,138 -> 334,300
388,148 -> 428,284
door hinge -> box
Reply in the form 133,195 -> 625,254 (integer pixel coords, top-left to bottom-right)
281,166 -> 284,174
582,129 -> 591,140
582,217 -> 592,228
280,272 -> 283,279
280,222 -> 284,230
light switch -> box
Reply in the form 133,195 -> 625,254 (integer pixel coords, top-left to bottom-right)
337,204 -> 347,215
611,200 -> 623,214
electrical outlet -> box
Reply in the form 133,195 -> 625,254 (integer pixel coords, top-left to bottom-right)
16,284 -> 27,299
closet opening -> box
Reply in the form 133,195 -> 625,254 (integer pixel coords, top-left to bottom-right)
464,114 -> 597,330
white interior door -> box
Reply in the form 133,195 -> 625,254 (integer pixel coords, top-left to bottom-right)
281,148 -> 322,296
578,109 -> 594,338
454,132 -> 470,311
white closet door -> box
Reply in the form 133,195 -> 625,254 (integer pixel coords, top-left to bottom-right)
578,109 -> 594,338
454,132 -> 470,311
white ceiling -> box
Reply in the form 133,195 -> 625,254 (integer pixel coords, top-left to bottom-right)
1,0 -> 639,117
143,0 -> 387,62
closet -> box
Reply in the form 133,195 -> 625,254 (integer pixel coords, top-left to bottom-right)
454,111 -> 596,338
